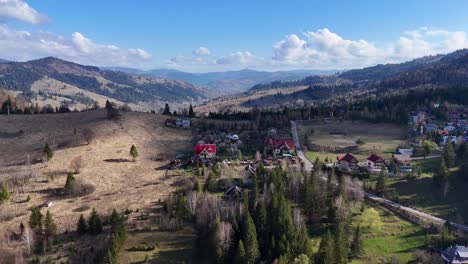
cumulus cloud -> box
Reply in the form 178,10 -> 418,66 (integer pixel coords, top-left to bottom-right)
215,51 -> 260,65
193,46 -> 211,56
0,25 -> 152,66
272,28 -> 468,69
0,0 -> 50,24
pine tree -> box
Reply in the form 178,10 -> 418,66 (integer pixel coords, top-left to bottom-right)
77,214 -> 87,235
0,182 -> 10,202
350,225 -> 363,258
193,178 -> 202,192
109,209 -> 120,230
188,104 -> 196,117
64,172 -> 75,193
29,208 -> 43,233
375,170 -> 388,196
163,103 -> 171,115
204,173 -> 217,192
433,158 -> 449,188
88,208 -> 103,235
254,200 -> 268,256
130,145 -> 138,161
235,240 -> 247,264
316,230 -> 335,264
105,100 -> 112,109
44,210 -> 57,249
43,143 -> 54,161
443,142 -> 456,168
242,210 -> 260,264
105,248 -> 115,264
334,221 -> 349,264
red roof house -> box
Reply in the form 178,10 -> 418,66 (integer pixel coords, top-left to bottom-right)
264,138 -> 296,156
195,144 -> 217,159
367,154 -> 386,170
337,153 -> 359,171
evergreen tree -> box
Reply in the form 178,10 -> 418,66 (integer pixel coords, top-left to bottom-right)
204,173 -> 217,192
193,177 -> 202,192
0,182 -> 10,202
350,225 -> 363,258
254,200 -> 268,256
433,158 -> 449,189
242,210 -> 260,264
105,100 -> 112,109
44,210 -> 57,249
334,222 -> 349,264
105,248 -> 115,264
43,143 -> 54,161
375,170 -> 388,196
316,230 -> 335,264
130,145 -> 138,161
77,214 -> 87,235
64,172 -> 75,193
235,240 -> 247,264
443,142 -> 456,168
188,104 -> 196,117
109,209 -> 120,230
163,103 -> 171,115
87,208 -> 103,235
29,208 -> 43,233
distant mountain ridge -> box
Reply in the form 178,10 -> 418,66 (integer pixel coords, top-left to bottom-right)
103,67 -> 335,94
0,57 -> 207,110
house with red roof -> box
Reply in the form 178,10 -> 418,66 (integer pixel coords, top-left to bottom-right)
264,138 -> 296,157
195,144 -> 217,159
367,154 -> 386,173
337,153 -> 359,171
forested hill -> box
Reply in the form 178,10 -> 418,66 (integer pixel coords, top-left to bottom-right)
249,49 -> 468,93
0,57 -> 207,107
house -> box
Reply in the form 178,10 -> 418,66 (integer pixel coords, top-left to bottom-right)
194,144 -> 217,159
392,154 -> 411,165
441,136 -> 457,145
337,153 -> 359,171
397,148 -> 414,156
441,245 -> 468,264
175,118 -> 191,128
367,154 -> 386,173
438,129 -> 450,136
448,112 -> 462,120
224,185 -> 243,199
424,123 -> 438,133
444,125 -> 456,132
264,138 -> 296,157
411,111 -> 426,124
267,127 -> 278,138
226,134 -> 239,141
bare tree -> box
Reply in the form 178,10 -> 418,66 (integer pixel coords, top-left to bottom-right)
82,128 -> 95,145
219,221 -> 234,254
185,191 -> 199,217
22,226 -> 34,256
69,156 -> 86,174
293,208 -> 305,232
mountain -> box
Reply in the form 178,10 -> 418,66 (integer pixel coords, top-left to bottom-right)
199,49 -> 468,113
0,59 -> 9,64
0,57 -> 207,110
107,67 -> 334,95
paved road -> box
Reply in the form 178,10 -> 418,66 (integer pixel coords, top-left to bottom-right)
291,120 -> 468,233
411,155 -> 442,161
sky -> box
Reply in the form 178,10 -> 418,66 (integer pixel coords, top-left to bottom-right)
1,0 -> 468,72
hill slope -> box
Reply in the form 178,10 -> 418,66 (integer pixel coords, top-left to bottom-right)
109,68 -> 333,95
0,57 -> 207,110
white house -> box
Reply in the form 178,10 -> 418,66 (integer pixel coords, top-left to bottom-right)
441,136 -> 457,145
444,125 -> 456,132
441,245 -> 468,264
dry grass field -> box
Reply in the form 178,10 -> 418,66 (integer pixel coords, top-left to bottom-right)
195,85 -> 309,113
0,110 -> 193,245
298,120 -> 408,161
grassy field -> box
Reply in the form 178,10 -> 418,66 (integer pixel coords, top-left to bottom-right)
351,206 -> 426,264
120,227 -> 197,264
299,120 -> 407,161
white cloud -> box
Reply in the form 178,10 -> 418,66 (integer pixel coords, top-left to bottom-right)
0,0 -> 50,24
271,28 -> 468,69
193,46 -> 211,56
215,51 -> 259,65
0,25 -> 152,66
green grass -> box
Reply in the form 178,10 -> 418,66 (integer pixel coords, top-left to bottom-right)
120,227 -> 197,264
350,206 -> 426,264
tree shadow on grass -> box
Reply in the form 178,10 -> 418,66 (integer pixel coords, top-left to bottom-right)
103,158 -> 132,163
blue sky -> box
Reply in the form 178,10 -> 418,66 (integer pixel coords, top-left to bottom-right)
2,0 -> 468,71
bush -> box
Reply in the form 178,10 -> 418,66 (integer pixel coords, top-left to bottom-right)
128,243 -> 156,252
355,139 -> 365,145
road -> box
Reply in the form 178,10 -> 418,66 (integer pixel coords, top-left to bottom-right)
290,120 -> 468,233
411,155 -> 441,161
